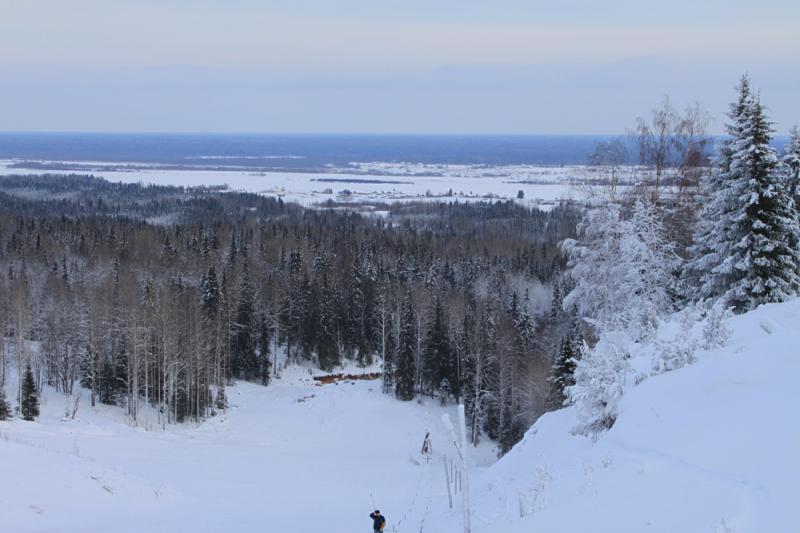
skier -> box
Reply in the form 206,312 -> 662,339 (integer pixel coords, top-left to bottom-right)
369,509 -> 386,532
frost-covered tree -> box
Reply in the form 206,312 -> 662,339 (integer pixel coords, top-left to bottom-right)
562,200 -> 678,339
566,332 -> 631,435
562,199 -> 678,434
561,203 -> 625,329
618,200 -> 681,335
686,76 -> 800,311
20,364 -> 39,421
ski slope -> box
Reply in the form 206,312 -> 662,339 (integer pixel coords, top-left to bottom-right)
2,300 -> 798,533
466,299 -> 800,533
0,364 -> 494,533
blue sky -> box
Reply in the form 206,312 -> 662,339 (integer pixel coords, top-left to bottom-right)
1,0 -> 797,133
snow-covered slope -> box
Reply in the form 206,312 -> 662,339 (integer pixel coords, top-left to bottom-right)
2,301 -> 797,533
467,299 -> 800,533
0,364 -> 493,533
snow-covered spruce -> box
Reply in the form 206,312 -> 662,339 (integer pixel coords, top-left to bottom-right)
686,75 -> 800,311
783,125 -> 800,203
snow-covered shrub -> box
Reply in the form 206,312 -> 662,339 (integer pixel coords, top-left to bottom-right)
567,332 -> 631,436
651,299 -> 733,374
655,336 -> 698,373
700,301 -> 733,350
653,307 -> 699,373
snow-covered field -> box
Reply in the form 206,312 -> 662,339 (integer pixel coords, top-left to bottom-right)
0,159 -> 582,207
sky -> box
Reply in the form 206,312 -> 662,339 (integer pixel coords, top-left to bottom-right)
0,0 -> 798,134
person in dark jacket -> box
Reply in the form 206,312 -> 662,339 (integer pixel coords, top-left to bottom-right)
369,510 -> 386,532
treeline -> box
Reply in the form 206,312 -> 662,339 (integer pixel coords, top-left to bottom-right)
0,178 -> 579,453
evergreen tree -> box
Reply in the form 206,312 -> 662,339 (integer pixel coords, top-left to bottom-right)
726,97 -> 800,309
284,249 -> 306,359
200,267 -> 220,319
498,382 -> 522,455
688,77 -> 800,310
21,364 -> 39,421
215,386 -> 228,411
421,295 -> 454,397
381,332 -> 396,395
357,266 -> 378,367
231,265 -> 257,379
459,311 -> 479,443
160,235 -> 178,266
479,305 -> 501,441
549,322 -> 581,406
0,387 -> 11,420
549,277 -> 563,320
395,293 -> 416,401
782,125 -> 800,204
316,277 -> 341,372
258,313 -> 272,386
299,274 -> 318,360
685,75 -> 753,300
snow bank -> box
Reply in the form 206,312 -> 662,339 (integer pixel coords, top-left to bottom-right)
466,299 -> 800,533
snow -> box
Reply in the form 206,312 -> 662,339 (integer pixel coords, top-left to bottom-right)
2,295 -> 796,533
0,159 -> 583,207
466,298 -> 800,533
0,362 -> 495,533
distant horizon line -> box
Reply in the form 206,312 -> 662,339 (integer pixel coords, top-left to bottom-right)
0,130 -> 789,140
0,130 -> 646,138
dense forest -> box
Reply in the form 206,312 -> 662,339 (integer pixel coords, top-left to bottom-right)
0,175 -> 580,453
